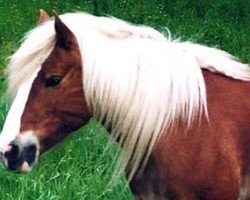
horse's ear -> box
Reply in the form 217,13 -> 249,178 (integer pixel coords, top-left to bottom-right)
38,9 -> 50,24
53,11 -> 75,50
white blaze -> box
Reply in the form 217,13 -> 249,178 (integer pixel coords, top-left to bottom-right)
0,69 -> 40,153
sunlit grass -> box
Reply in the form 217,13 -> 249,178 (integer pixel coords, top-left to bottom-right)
0,0 -> 249,199
0,119 -> 133,200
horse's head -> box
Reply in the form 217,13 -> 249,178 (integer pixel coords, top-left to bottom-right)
0,11 -> 91,173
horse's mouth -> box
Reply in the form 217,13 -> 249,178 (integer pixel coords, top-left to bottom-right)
0,141 -> 37,173
2,158 -> 33,173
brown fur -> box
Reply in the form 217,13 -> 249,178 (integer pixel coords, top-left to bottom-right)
130,70 -> 250,199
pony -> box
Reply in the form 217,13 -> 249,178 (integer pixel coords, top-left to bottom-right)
0,10 -> 250,199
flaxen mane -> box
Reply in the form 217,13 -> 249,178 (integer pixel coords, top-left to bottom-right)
7,12 -> 250,180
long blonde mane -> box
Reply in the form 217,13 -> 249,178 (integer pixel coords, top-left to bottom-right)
7,12 -> 250,180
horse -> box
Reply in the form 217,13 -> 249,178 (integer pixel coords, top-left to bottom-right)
0,10 -> 250,200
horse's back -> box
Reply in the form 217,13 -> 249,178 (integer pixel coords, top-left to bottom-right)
131,70 -> 250,200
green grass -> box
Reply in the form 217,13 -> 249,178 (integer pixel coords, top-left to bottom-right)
0,119 -> 133,200
0,0 -> 249,199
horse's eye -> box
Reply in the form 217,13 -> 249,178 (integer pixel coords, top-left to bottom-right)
45,76 -> 63,88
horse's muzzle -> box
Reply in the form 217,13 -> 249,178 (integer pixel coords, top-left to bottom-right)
0,138 -> 38,173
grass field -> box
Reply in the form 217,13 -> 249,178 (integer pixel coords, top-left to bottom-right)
0,0 -> 249,199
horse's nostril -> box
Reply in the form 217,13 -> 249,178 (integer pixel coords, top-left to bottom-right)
23,144 -> 37,165
4,143 -> 20,160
